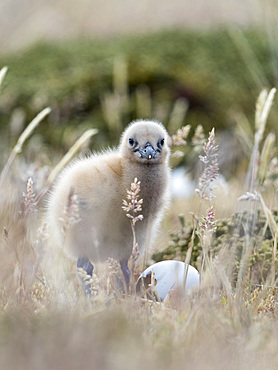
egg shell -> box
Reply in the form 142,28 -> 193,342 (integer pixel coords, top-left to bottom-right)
136,260 -> 199,300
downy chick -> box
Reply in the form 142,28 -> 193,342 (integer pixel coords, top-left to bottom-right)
47,120 -> 171,289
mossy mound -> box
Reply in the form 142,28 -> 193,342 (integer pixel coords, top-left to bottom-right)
153,210 -> 278,284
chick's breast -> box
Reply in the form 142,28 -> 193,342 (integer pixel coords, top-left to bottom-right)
48,152 -> 133,261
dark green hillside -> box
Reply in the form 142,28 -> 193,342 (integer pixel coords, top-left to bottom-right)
0,29 -> 275,156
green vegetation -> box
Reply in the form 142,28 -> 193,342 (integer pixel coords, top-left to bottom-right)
0,29 -> 276,158
153,211 -> 278,284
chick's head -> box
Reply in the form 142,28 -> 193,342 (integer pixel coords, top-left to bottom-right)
119,120 -> 170,165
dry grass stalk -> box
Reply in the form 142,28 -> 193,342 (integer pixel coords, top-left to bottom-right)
259,132 -> 276,186
122,178 -> 144,293
136,269 -> 161,302
264,156 -> 278,191
245,88 -> 276,193
0,66 -> 8,88
106,258 -> 126,296
135,84 -> 152,118
228,27 -> 269,89
184,128 -> 219,286
0,107 -> 51,185
101,56 -> 128,135
23,177 -> 37,216
192,124 -> 205,153
47,128 -> 98,186
59,190 -> 81,234
34,128 -> 98,206
77,267 -> 99,297
235,89 -> 277,304
258,194 -> 278,284
122,178 -> 144,225
255,88 -> 276,144
197,206 -> 217,274
195,127 -> 219,201
171,124 -> 191,147
167,97 -> 189,133
113,55 -> 128,98
234,111 -> 254,158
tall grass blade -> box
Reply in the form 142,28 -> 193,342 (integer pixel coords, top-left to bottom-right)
47,128 -> 98,186
0,107 -> 51,184
0,66 -> 8,88
228,28 -> 269,89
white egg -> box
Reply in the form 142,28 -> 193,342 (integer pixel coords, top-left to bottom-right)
136,260 -> 199,300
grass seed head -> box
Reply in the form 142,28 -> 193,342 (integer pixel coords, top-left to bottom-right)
23,177 -> 37,215
195,128 -> 219,200
59,190 -> 81,233
122,178 -> 144,225
171,125 -> 191,146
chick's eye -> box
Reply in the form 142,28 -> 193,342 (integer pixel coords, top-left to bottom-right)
129,138 -> 135,147
158,138 -> 164,148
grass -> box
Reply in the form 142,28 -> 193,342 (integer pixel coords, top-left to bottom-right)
1,44 -> 278,369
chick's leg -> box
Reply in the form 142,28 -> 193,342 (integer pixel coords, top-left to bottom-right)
120,260 -> 130,292
77,257 -> 94,296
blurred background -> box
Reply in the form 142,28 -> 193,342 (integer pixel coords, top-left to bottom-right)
0,0 -> 262,52
0,0 -> 277,179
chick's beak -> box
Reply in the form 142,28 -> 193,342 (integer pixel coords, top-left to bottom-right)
138,143 -> 156,160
